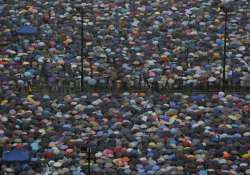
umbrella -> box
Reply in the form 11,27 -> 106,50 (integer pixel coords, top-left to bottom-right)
191,95 -> 205,101
16,26 -> 38,35
24,71 -> 33,77
2,149 -> 30,162
88,78 -> 97,86
245,95 -> 250,100
208,76 -> 217,82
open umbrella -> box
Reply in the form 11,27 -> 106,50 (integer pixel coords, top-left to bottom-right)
2,149 -> 30,162
88,78 -> 97,86
208,76 -> 217,82
191,95 -> 205,101
16,26 -> 38,35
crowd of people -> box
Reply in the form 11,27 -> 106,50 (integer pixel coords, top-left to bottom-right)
1,91 -> 250,174
0,0 -> 249,92
0,0 -> 250,174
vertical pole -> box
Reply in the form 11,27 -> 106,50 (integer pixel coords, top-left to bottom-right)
81,7 -> 84,92
186,44 -> 189,67
186,13 -> 191,69
223,9 -> 228,92
87,148 -> 91,175
90,5 -> 94,78
207,57 -> 210,90
185,14 -> 191,90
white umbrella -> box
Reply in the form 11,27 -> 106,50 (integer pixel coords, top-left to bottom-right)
6,49 -> 16,54
208,76 -> 217,82
168,78 -> 175,84
194,74 -> 201,78
176,66 -> 183,71
193,66 -> 201,71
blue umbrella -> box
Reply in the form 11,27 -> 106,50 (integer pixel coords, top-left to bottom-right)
204,64 -> 211,70
88,78 -> 97,86
99,79 -> 106,84
16,26 -> 38,35
2,149 -> 30,162
73,171 -> 85,175
198,170 -> 208,175
160,115 -> 169,121
30,142 -> 39,152
24,71 -> 33,77
216,39 -> 224,47
191,95 -> 205,101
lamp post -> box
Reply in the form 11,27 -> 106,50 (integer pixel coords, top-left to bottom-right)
222,4 -> 228,92
79,144 -> 95,175
75,2 -> 85,92
221,0 -> 233,91
80,7 -> 84,92
184,8 -> 193,71
185,9 -> 192,68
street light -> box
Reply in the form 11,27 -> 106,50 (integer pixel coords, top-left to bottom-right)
221,0 -> 234,91
80,7 -> 84,92
185,9 -> 192,68
75,2 -> 86,92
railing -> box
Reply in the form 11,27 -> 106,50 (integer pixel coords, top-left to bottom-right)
1,74 -> 249,97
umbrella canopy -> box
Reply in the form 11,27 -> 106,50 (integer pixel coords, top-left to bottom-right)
88,78 -> 97,86
2,149 -> 30,162
16,26 -> 38,35
191,95 -> 206,101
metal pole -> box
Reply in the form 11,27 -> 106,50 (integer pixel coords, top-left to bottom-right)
80,7 -> 84,92
186,13 -> 192,68
207,57 -> 210,90
223,8 -> 228,92
87,148 -> 91,175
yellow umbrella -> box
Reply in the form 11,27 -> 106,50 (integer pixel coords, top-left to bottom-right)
228,114 -> 241,120
1,100 -> 8,105
242,153 -> 250,159
27,95 -> 34,100
23,61 -> 30,65
133,60 -> 140,65
148,142 -> 157,148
